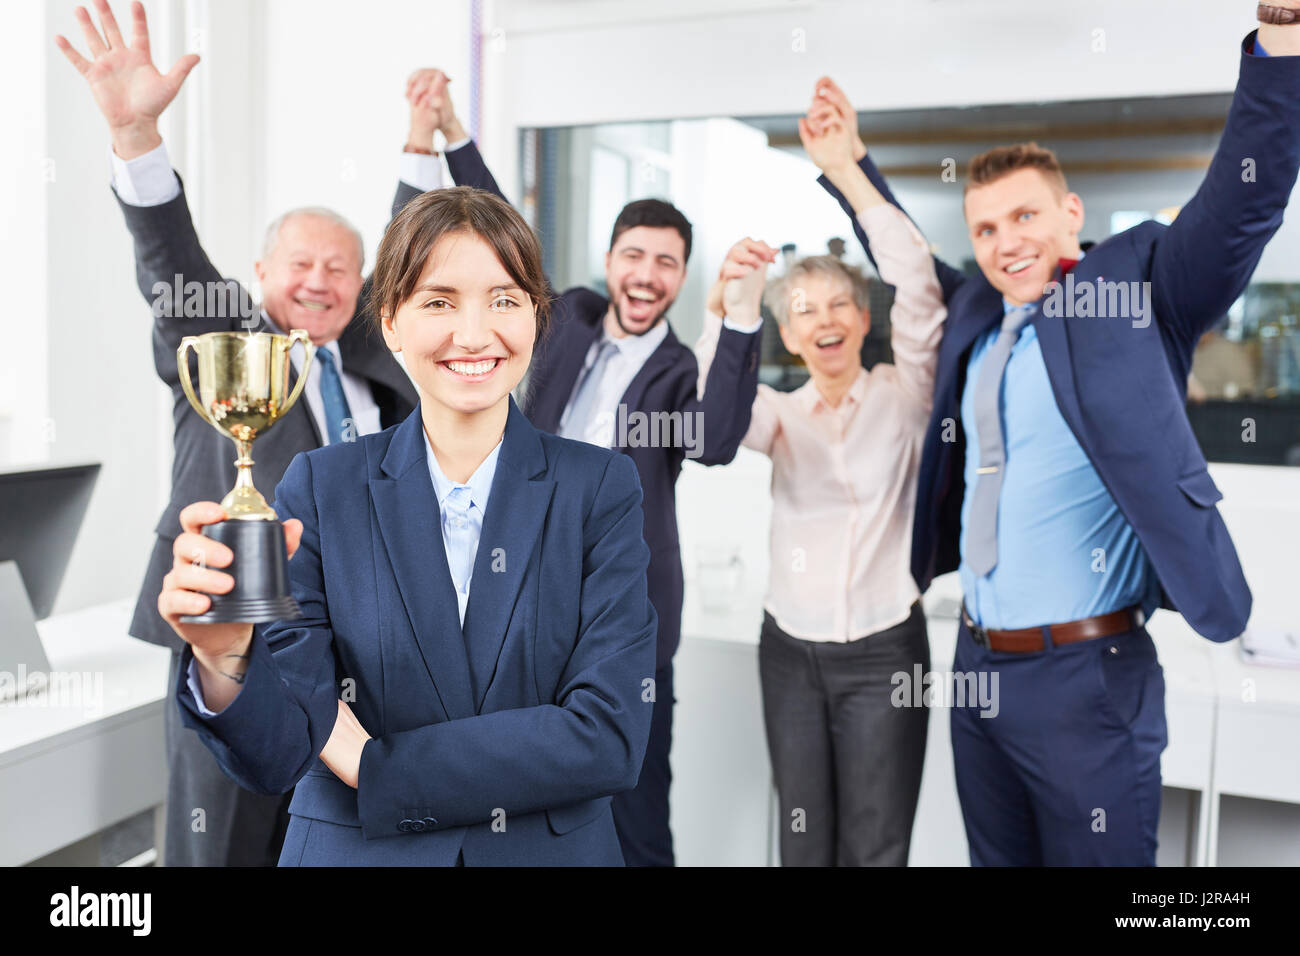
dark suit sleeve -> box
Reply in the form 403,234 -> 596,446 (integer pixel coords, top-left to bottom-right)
114,178 -> 256,387
1150,31 -> 1300,356
818,155 -> 968,303
445,140 -> 563,310
368,178 -> 437,319
445,140 -> 507,199
173,451 -> 340,795
354,453 -> 657,839
392,180 -> 424,220
681,327 -> 763,466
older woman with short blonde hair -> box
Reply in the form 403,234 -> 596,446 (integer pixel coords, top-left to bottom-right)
695,107 -> 947,867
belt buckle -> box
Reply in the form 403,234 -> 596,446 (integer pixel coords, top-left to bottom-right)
961,602 -> 990,650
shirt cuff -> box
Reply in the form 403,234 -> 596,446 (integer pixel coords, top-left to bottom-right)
186,656 -> 222,718
445,137 -> 472,152
398,150 -> 443,192
722,315 -> 764,334
109,140 -> 181,206
1252,37 -> 1270,57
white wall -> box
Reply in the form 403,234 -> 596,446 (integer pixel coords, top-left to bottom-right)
0,1 -> 49,465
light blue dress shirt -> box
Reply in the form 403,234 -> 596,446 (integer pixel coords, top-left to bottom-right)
421,428 -> 502,628
957,264 -> 1160,629
187,428 -> 502,716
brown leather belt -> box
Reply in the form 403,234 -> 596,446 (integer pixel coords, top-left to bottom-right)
961,603 -> 1146,653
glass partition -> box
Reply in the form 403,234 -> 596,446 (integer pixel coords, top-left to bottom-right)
520,91 -> 1300,465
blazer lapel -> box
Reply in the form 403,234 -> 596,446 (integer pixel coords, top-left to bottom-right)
1031,306 -> 1087,441
337,312 -> 408,399
932,281 -> 1003,424
945,281 -> 1006,369
527,291 -> 605,430
548,321 -> 598,421
462,398 -> 555,712
1028,265 -> 1088,442
619,323 -> 681,415
369,409 -> 475,720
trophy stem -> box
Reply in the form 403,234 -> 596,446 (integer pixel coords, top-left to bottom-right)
221,439 -> 276,520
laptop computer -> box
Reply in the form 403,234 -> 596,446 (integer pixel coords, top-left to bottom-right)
0,561 -> 51,703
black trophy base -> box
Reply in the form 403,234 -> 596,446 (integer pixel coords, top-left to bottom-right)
179,517 -> 302,624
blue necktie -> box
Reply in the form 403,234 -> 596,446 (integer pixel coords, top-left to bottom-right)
965,304 -> 1036,577
560,339 -> 618,442
315,348 -> 353,445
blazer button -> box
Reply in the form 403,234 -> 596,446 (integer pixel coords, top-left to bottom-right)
410,819 -> 426,832
397,819 -> 413,833
422,816 -> 437,828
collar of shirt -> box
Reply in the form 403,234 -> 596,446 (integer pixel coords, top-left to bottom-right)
793,366 -> 869,415
601,316 -> 669,366
1001,249 -> 1086,315
422,427 -> 503,514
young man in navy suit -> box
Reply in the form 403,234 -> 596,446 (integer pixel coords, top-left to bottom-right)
413,81 -> 765,866
812,6 -> 1300,865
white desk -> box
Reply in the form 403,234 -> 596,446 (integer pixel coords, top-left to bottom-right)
0,600 -> 169,866
1205,633 -> 1300,865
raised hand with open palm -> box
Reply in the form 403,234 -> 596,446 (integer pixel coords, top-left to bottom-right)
54,0 -> 200,159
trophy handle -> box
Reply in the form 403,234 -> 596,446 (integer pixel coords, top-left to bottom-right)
176,336 -> 214,425
281,329 -> 315,415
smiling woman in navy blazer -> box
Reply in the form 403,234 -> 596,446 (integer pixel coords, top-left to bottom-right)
158,186 -> 658,866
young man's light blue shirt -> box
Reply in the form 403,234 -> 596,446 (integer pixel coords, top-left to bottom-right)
958,253 -> 1160,629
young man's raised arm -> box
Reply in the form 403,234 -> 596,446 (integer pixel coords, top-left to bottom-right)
1149,17 -> 1300,357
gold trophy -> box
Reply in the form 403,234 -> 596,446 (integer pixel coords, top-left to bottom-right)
176,329 -> 314,623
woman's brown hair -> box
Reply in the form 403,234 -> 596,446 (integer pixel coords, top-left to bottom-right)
369,185 -> 552,338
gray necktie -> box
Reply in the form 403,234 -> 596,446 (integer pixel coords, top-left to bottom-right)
965,305 -> 1036,577
560,339 -> 618,441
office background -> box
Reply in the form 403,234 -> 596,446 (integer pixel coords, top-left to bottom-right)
3,0 -> 1298,865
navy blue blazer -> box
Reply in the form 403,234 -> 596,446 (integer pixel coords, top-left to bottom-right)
447,142 -> 762,669
819,33 -> 1300,643
175,397 -> 659,865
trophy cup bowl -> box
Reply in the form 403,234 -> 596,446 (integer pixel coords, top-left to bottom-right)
176,329 -> 314,623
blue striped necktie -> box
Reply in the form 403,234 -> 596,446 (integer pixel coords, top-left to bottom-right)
315,347 -> 353,445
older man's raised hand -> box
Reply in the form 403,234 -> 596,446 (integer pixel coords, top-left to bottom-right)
55,0 -> 200,160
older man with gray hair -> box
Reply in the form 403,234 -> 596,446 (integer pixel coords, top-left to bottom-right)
55,0 -> 436,866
